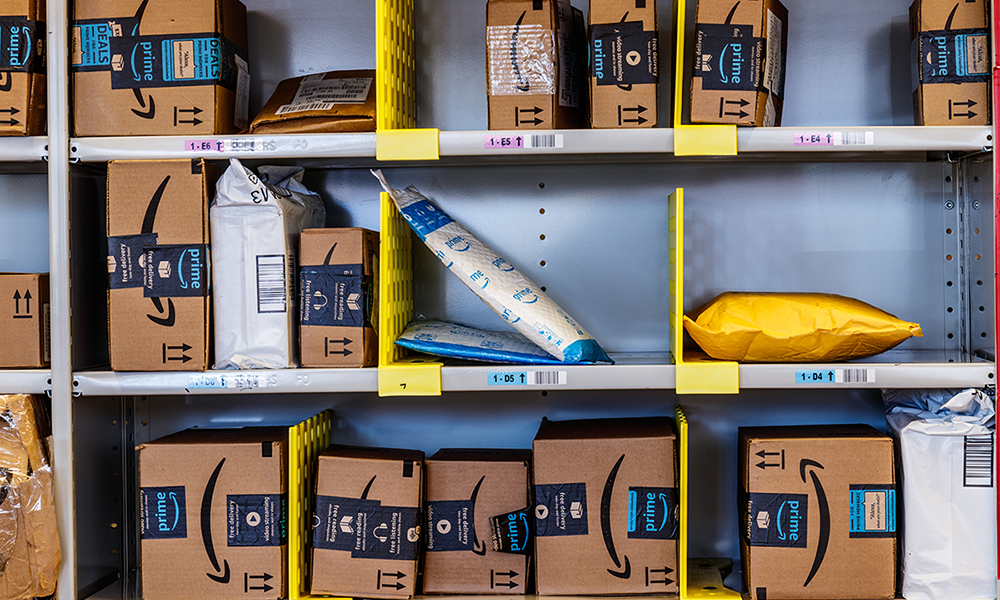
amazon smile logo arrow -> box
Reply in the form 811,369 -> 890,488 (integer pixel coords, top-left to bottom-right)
602,454 -> 631,579
799,459 -> 829,587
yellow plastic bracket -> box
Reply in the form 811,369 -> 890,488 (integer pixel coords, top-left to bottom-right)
669,189 -> 740,394
288,411 -> 337,600
671,0 -> 738,156
375,0 -> 416,130
676,407 -> 742,599
378,191 -> 442,396
376,128 -> 441,161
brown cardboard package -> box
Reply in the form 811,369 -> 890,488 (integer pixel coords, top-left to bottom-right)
138,427 -> 287,600
589,0 -> 658,128
424,449 -> 532,594
107,159 -> 218,371
486,0 -> 585,130
739,425 -> 896,600
311,445 -> 424,599
0,0 -> 45,136
70,0 -> 249,136
910,0 -> 989,125
691,0 -> 788,126
250,70 -> 376,134
299,228 -> 378,368
532,416 -> 678,595
0,394 -> 60,600
0,273 -> 48,367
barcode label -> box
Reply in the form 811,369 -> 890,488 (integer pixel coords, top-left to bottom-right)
794,131 -> 874,146
256,255 -> 287,313
189,374 -> 270,390
525,134 -> 564,149
290,76 -> 371,106
276,101 -> 335,115
837,368 -> 874,383
531,370 -> 567,385
963,434 -> 994,488
796,368 -> 875,384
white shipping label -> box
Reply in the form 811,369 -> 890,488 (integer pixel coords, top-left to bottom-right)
486,25 -> 555,96
290,77 -> 372,107
234,54 -> 250,129
763,10 -> 783,96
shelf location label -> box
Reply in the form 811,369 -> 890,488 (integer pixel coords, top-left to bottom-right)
793,131 -> 874,147
484,133 -> 564,150
184,138 -> 275,153
795,368 -> 875,384
487,370 -> 567,386
189,373 -> 271,390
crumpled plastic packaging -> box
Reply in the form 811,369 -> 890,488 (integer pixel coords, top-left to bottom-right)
883,388 -> 997,600
0,394 -> 60,600
683,291 -> 922,362
211,158 -> 326,369
374,171 -> 611,364
396,319 -> 563,365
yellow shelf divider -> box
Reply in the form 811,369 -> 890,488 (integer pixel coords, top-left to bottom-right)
376,128 -> 441,161
669,188 -> 739,394
287,411 -> 339,600
378,191 -> 443,396
671,0 -> 737,156
675,406 -> 742,600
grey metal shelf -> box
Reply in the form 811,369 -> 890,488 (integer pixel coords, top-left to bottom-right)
0,369 -> 51,393
67,126 -> 992,163
69,354 -> 994,395
0,136 -> 48,161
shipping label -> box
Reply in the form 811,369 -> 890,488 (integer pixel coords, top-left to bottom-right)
535,482 -> 588,536
299,264 -> 369,328
105,33 -> 247,90
848,485 -> 896,538
142,244 -> 210,298
107,233 -> 157,289
140,486 -> 187,539
627,486 -> 678,540
695,23 -> 762,91
227,494 -> 286,546
590,21 -> 657,86
0,19 -> 44,73
746,492 -> 807,547
314,496 -> 419,560
426,499 -> 477,552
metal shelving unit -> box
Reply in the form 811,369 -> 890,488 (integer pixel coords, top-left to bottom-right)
17,0 -> 995,599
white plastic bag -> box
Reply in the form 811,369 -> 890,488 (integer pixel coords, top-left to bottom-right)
211,159 -> 326,369
373,170 -> 611,364
883,388 -> 998,600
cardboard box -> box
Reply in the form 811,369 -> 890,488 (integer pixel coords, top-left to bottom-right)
138,427 -> 287,600
691,0 -> 788,126
0,274 -> 48,367
299,228 -> 378,368
0,0 -> 45,136
250,70 -> 376,134
739,425 -> 896,600
532,416 -> 678,595
486,0 -> 585,130
588,0 -> 658,128
910,0 -> 989,125
311,445 -> 424,599
107,159 -> 218,371
424,449 -> 532,594
70,0 -> 249,136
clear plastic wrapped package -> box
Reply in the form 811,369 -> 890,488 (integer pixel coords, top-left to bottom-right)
0,394 -> 60,600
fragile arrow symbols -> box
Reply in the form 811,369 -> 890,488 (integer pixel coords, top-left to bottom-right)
949,99 -> 978,119
755,450 -> 780,458
618,105 -> 648,125
493,581 -> 518,589
516,106 -> 543,126
645,566 -> 674,586
377,570 -> 407,590
494,570 -> 518,578
0,107 -> 19,114
162,343 -> 193,363
325,337 -> 353,345
718,97 -> 750,119
755,448 -> 784,470
326,348 -> 353,357
491,569 -> 520,589
174,106 -> 204,126
384,571 -> 406,579
12,290 -> 32,318
724,98 -> 749,107
245,573 -> 273,593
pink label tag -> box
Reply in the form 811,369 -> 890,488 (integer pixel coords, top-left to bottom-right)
794,132 -> 835,146
185,139 -> 223,152
484,134 -> 525,149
